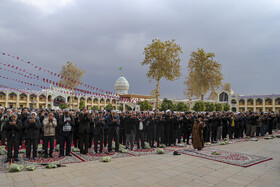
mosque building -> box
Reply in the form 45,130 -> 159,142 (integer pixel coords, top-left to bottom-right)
0,73 -> 279,113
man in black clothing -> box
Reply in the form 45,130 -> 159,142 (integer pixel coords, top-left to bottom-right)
108,111 -> 120,152
94,112 -> 104,153
58,109 -> 74,157
119,112 -> 126,145
79,108 -> 91,154
5,113 -> 22,163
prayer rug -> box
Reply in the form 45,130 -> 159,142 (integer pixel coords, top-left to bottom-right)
178,148 -> 272,167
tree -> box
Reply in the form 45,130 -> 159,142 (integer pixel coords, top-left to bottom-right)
137,100 -> 153,111
186,48 -> 223,101
223,103 -> 230,111
150,89 -> 157,99
126,105 -> 132,111
59,103 -> 69,110
160,98 -> 176,111
142,39 -> 182,109
205,102 -> 216,112
91,105 -> 99,110
104,103 -> 114,110
79,100 -> 85,110
223,83 -> 231,93
192,101 -> 206,112
176,102 -> 189,112
59,61 -> 85,108
118,105 -> 123,111
215,103 -> 223,111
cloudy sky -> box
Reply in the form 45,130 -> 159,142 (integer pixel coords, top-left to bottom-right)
0,0 -> 280,99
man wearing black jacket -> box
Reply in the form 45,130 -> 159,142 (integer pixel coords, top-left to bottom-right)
125,112 -> 137,150
25,112 -> 41,160
79,108 -> 91,154
108,111 -> 120,152
94,112 -> 104,153
58,109 -> 74,157
5,113 -> 22,163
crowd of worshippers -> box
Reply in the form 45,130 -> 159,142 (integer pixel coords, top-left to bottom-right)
0,106 -> 280,163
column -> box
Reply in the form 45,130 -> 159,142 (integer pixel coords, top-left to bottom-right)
16,92 -> 19,108
263,97 -> 265,112
273,97 -> 275,112
122,103 -> 125,112
78,97 -> 80,109
253,98 -> 256,112
5,91 -> 8,108
84,97 -> 87,108
27,93 -> 30,108
36,94 -> 39,108
98,98 -> 100,109
245,99 -> 248,112
92,98 -> 94,108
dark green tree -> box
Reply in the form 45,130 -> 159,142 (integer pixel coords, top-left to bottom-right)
205,102 -> 216,112
59,103 -> 69,110
118,105 -> 123,111
223,103 -> 230,111
79,100 -> 85,110
160,98 -> 176,111
137,100 -> 153,111
192,101 -> 206,112
215,103 -> 223,111
91,105 -> 99,110
104,103 -> 114,110
176,102 -> 189,112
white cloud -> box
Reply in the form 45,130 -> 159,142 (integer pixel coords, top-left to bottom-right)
15,0 -> 74,14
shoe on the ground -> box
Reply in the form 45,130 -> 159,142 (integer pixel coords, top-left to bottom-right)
49,155 -> 53,158
59,155 -> 64,157
44,155 -> 48,158
14,158 -> 19,162
24,158 -> 30,161
66,154 -> 72,157
33,157 -> 38,160
5,159 -> 11,163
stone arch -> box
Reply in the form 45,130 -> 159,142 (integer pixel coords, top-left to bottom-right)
93,98 -> 99,104
247,99 -> 254,106
265,98 -> 272,105
8,92 -> 17,100
87,97 -> 92,102
256,98 -> 263,105
106,99 -> 111,104
219,92 -> 228,102
100,98 -> 105,105
239,99 -> 245,105
0,92 -> 6,100
231,99 -> 237,104
54,96 -> 66,107
19,93 -> 27,101
231,107 -> 236,112
275,98 -> 280,105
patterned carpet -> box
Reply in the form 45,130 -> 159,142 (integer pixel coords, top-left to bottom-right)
178,148 -> 272,167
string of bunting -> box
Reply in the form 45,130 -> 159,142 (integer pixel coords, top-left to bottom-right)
0,52 -> 117,96
0,73 -> 138,103
0,62 -> 120,100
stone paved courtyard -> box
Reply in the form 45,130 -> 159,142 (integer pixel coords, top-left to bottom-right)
0,137 -> 279,187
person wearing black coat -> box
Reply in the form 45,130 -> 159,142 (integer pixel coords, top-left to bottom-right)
93,112 -> 104,153
125,112 -> 137,150
183,113 -> 193,144
108,111 -> 120,152
58,109 -> 74,157
79,108 -> 91,154
155,113 -> 165,147
19,108 -> 29,147
89,112 -> 95,149
73,113 -> 80,148
164,111 -> 172,146
209,114 -> 217,143
25,112 -> 41,160
136,113 -> 145,149
55,110 -> 64,145
5,114 -> 22,163
147,113 -> 156,148
119,112 -> 126,145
